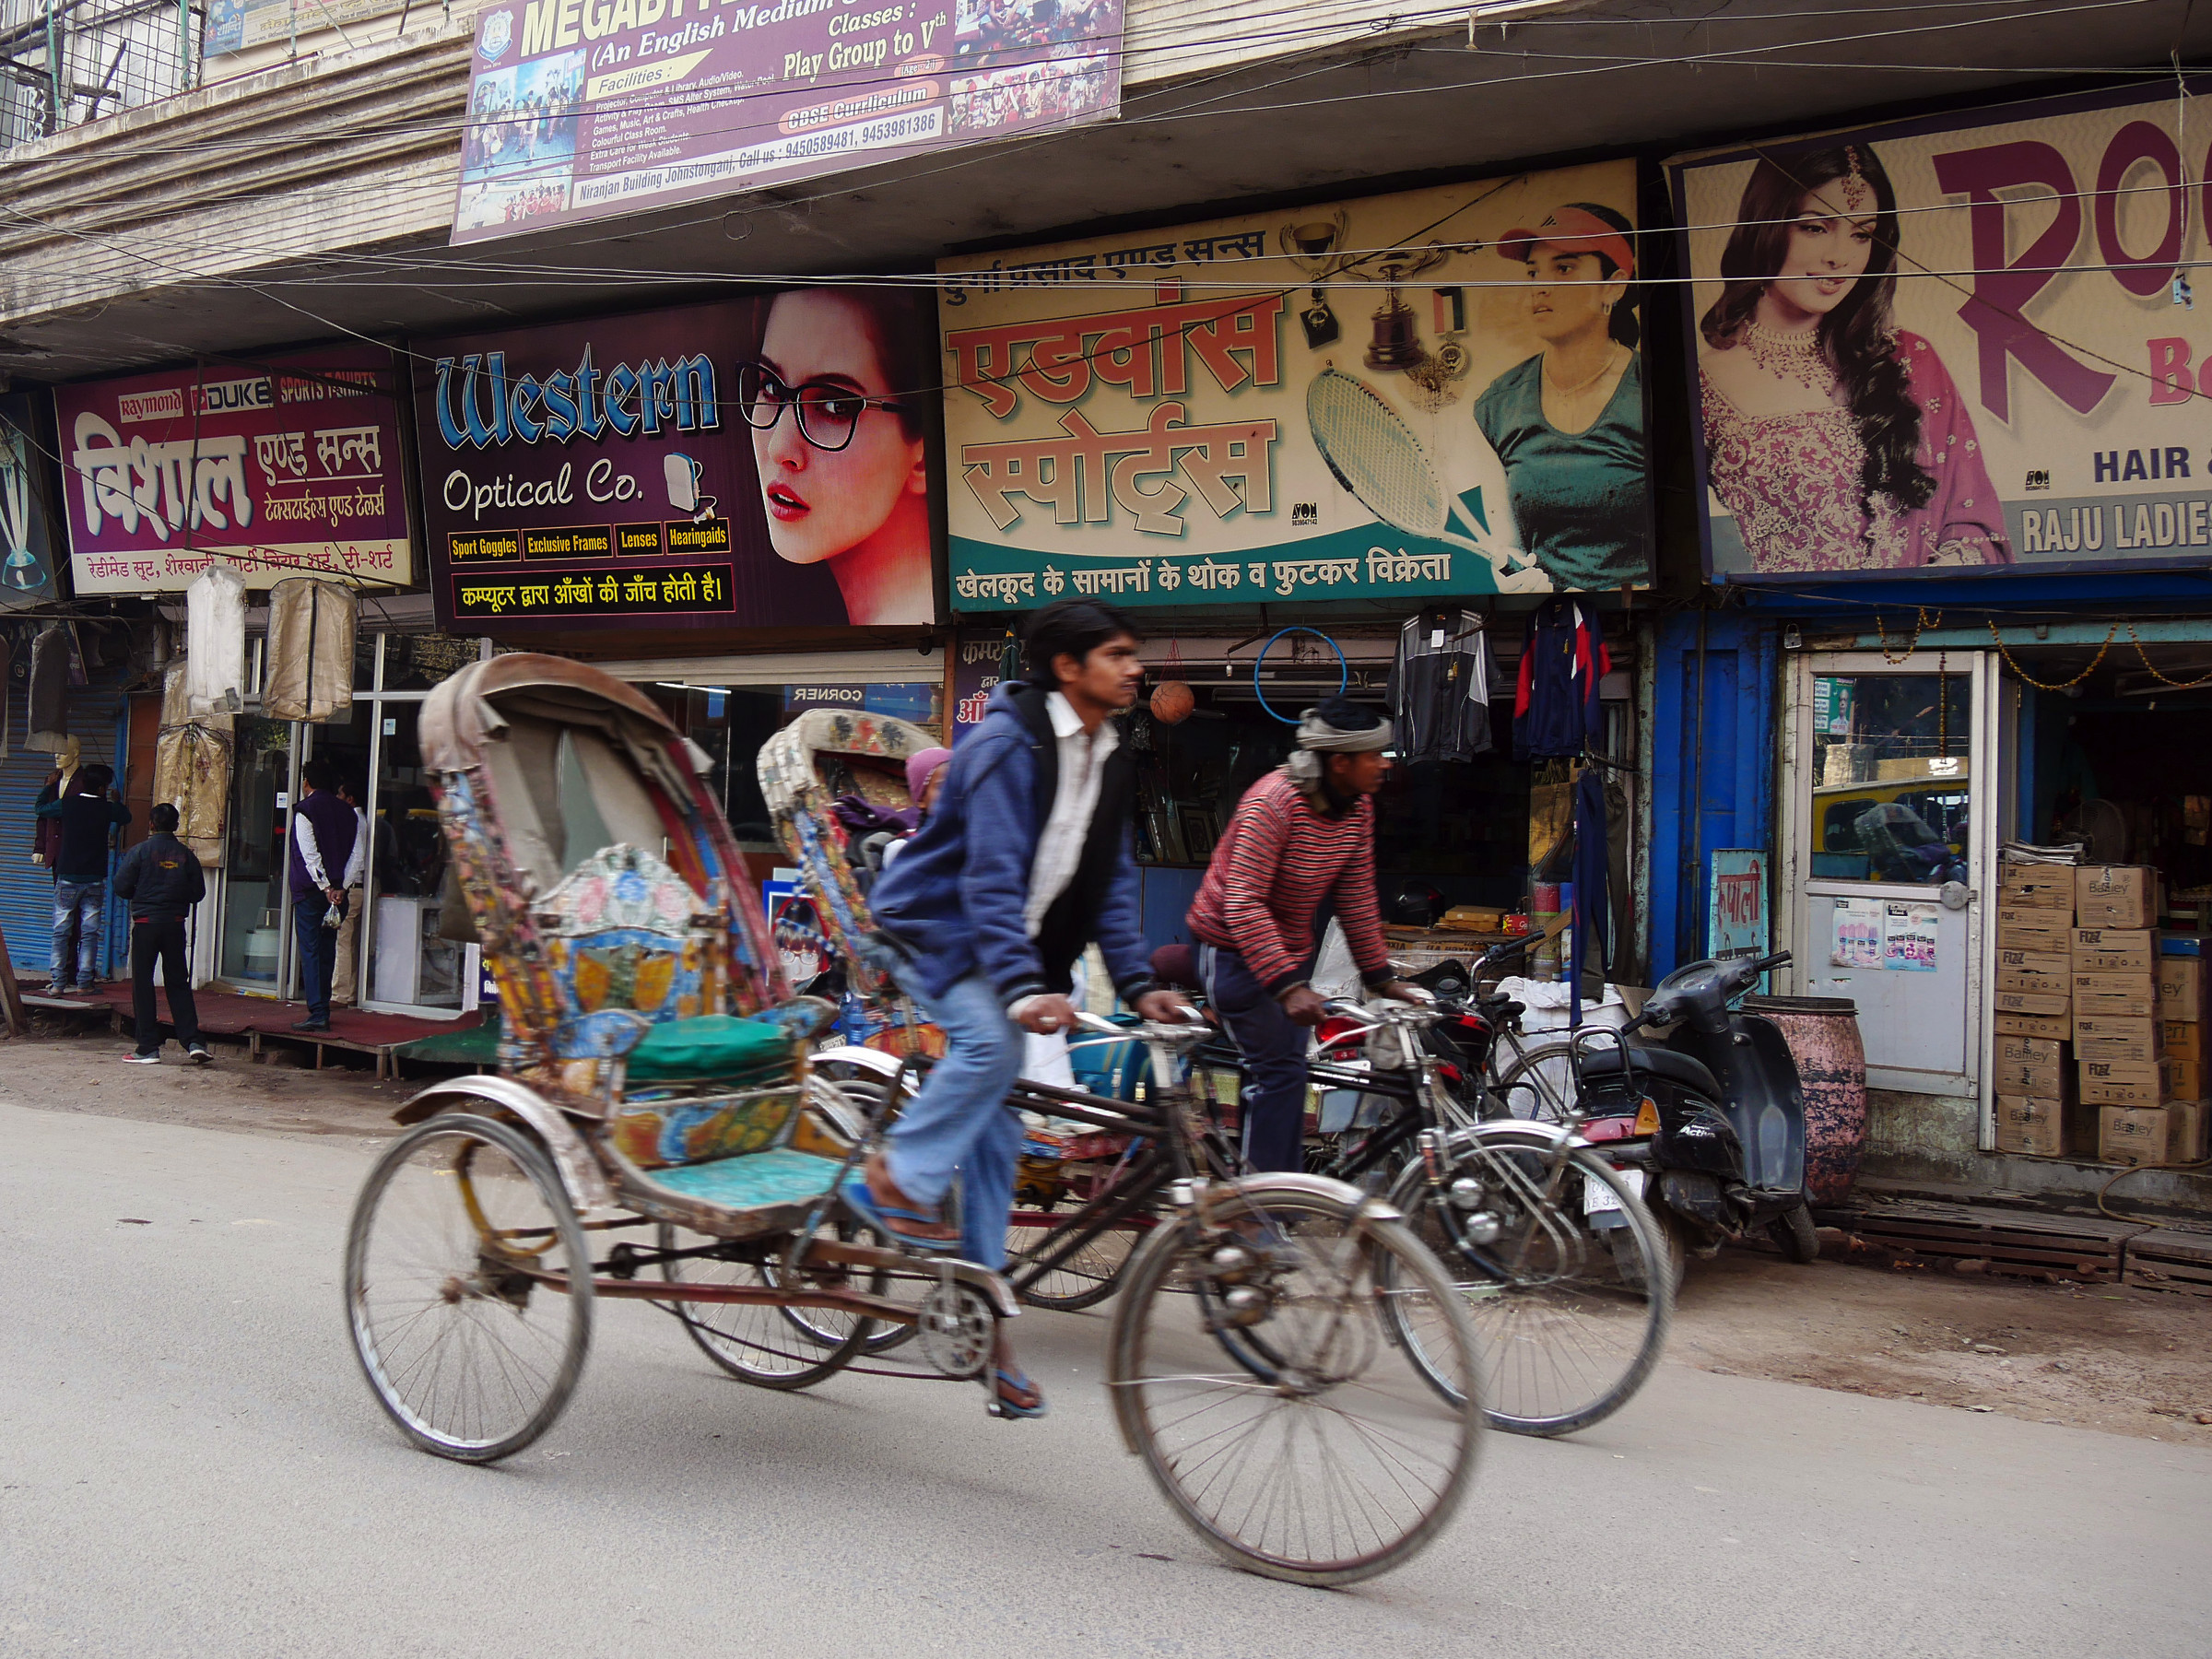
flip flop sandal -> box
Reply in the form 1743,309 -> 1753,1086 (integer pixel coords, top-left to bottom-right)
989,1368 -> 1048,1420
841,1180 -> 959,1253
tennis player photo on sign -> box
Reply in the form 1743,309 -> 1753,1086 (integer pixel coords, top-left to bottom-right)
935,163 -> 1656,611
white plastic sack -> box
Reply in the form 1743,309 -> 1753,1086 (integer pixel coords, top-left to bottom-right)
185,564 -> 248,716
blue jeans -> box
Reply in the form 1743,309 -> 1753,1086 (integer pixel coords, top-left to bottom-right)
293,891 -> 340,1020
1200,944 -> 1311,1173
880,963 -> 1025,1271
51,878 -> 104,988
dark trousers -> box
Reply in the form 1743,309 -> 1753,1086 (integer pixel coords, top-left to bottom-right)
1200,944 -> 1311,1173
293,892 -> 339,1021
131,917 -> 200,1054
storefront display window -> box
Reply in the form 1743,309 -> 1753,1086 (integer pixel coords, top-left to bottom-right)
217,717 -> 293,988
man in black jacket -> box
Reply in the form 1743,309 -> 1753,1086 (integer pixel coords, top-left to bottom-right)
113,804 -> 210,1065
34,763 -> 128,994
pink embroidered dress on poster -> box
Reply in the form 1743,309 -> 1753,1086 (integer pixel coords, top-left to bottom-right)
1701,330 -> 2012,572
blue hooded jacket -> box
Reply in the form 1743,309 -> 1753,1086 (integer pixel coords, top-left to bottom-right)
869,679 -> 1155,1007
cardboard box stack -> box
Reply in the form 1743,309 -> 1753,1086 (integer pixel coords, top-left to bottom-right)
1994,859 -> 2077,1156
2065,864 -> 2206,1167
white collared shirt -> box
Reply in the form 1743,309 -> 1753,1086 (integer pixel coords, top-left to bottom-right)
1023,690 -> 1118,937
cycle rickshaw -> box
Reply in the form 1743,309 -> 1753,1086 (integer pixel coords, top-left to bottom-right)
343,655 -> 1481,1585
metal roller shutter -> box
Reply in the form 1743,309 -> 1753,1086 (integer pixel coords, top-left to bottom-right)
0,669 -> 129,978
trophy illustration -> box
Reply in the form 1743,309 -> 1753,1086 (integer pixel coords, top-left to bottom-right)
1278,209 -> 1354,349
1364,243 -> 1452,374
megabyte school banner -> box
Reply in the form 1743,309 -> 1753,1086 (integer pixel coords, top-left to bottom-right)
451,0 -> 1124,242
412,287 -> 942,633
52,347 -> 413,594
935,164 -> 1654,611
1673,79 -> 2212,582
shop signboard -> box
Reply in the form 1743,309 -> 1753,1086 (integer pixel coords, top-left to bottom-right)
949,629 -> 1011,739
412,288 -> 942,634
1673,79 -> 2212,582
0,394 -> 67,607
782,681 -> 938,724
51,347 -> 413,594
450,0 -> 1124,243
1708,848 -> 1769,966
936,164 -> 1655,610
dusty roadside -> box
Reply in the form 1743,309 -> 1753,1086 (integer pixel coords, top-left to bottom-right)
11,1018 -> 2211,1447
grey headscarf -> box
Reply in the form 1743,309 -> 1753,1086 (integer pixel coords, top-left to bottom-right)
1284,698 -> 1393,789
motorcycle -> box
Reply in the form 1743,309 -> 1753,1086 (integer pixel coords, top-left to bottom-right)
1569,949 -> 1819,1283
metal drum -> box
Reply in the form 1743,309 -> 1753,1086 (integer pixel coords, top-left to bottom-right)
1740,994 -> 1867,1206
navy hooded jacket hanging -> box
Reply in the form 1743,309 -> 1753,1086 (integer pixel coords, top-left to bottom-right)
1512,599 -> 1609,761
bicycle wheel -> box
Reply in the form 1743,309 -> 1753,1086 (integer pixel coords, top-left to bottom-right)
1108,1178 -> 1482,1586
1006,1203 -> 1145,1311
657,1221 -> 871,1390
345,1112 -> 593,1463
1488,1041 -> 1576,1121
1384,1135 -> 1670,1437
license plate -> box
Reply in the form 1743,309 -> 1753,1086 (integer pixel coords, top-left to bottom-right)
1583,1165 -> 1645,1215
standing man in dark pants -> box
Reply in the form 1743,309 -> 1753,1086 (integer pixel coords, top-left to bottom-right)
114,803 -> 209,1065
288,759 -> 362,1032
1187,699 -> 1426,1171
35,763 -> 128,995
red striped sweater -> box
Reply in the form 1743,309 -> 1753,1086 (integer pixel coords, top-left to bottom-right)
1186,770 -> 1393,995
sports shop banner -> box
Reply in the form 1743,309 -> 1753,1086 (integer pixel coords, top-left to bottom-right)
935,166 -> 1654,611
411,288 -> 942,633
1673,80 -> 2212,582
452,0 -> 1124,242
51,347 -> 413,594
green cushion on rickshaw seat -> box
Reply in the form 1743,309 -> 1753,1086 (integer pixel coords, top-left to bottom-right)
625,1015 -> 798,1082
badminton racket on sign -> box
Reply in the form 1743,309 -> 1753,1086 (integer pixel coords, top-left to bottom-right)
1304,368 -> 1538,585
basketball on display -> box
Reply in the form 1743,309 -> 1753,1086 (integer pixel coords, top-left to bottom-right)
1150,680 -> 1195,724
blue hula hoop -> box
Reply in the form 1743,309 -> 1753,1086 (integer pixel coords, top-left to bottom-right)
1253,628 -> 1347,724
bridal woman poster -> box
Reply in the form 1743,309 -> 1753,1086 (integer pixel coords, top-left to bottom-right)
1672,79 -> 2212,581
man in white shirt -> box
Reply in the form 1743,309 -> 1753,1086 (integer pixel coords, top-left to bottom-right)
863,598 -> 1186,1418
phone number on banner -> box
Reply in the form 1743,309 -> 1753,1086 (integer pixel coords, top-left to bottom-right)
451,565 -> 735,617
570,109 -> 944,209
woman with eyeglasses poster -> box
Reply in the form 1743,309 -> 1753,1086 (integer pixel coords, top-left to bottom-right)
741,288 -> 935,626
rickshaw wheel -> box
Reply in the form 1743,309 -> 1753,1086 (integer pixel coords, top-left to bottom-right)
656,1224 -> 869,1389
346,1112 -> 593,1464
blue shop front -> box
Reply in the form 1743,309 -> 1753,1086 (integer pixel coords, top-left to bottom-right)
1650,83 -> 2212,1217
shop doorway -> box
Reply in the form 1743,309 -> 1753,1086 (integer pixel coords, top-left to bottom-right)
215,716 -> 297,992
1783,651 -> 1999,1095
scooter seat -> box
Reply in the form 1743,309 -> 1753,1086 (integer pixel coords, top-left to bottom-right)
1583,1042 -> 1723,1099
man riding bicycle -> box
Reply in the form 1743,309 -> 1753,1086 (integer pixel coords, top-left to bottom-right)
861,597 -> 1187,1418
1188,698 -> 1426,1172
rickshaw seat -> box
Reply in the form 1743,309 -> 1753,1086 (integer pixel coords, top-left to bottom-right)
627,1014 -> 795,1085
642,1146 -> 844,1209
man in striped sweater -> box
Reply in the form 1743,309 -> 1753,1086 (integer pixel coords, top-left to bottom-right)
1187,698 -> 1425,1171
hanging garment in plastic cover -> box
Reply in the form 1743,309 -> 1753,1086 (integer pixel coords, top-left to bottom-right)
262,578 -> 356,723
27,621 -> 74,748
155,656 -> 234,868
185,564 -> 248,716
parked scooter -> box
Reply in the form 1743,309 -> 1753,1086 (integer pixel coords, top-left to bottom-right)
1570,950 -> 1818,1283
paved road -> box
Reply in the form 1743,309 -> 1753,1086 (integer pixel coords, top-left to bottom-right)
2,1100 -> 2205,1658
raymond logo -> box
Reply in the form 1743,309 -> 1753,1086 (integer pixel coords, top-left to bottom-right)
117,389 -> 185,424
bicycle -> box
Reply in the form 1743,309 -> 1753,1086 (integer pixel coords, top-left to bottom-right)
1296,994 -> 1672,1437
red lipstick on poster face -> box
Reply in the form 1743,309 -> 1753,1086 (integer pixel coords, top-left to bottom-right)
766,480 -> 810,521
